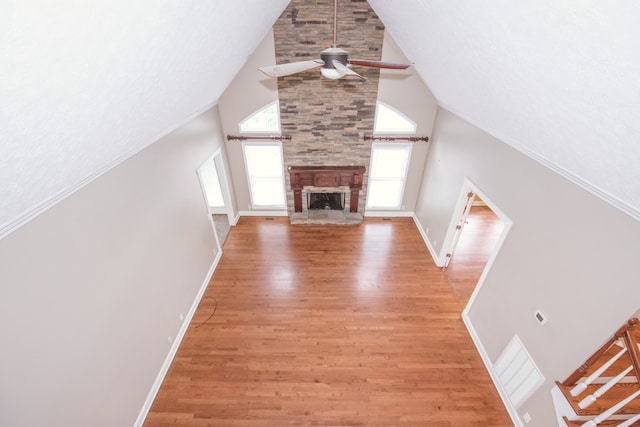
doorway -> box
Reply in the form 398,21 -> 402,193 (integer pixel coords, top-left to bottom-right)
197,150 -> 234,246
444,195 -> 504,303
440,180 -> 511,306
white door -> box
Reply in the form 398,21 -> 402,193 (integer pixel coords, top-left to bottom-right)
443,191 -> 475,268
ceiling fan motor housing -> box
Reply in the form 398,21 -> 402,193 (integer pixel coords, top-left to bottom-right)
320,47 -> 349,69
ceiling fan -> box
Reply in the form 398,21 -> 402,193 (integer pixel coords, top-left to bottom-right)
258,0 -> 412,82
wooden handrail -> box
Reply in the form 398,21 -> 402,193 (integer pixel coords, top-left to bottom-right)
562,318 -> 639,386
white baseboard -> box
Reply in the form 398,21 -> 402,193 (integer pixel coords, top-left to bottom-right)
238,210 -> 288,217
411,214 -> 444,267
364,210 -> 414,218
133,250 -> 222,427
230,211 -> 240,226
461,312 -> 523,427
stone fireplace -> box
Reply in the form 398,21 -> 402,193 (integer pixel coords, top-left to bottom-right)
288,166 -> 365,225
273,0 -> 384,225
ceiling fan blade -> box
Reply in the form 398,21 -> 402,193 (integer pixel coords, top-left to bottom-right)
332,60 -> 366,82
258,59 -> 324,78
348,59 -> 412,70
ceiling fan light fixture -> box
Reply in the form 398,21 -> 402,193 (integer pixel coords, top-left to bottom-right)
257,0 -> 411,80
320,67 -> 344,80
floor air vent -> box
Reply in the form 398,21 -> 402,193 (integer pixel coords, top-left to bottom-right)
494,335 -> 544,409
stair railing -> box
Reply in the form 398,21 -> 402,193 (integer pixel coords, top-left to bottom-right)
570,344 -> 628,396
579,388 -> 640,427
622,324 -> 640,382
558,318 -> 640,427
578,365 -> 633,409
617,412 -> 640,427
562,319 -> 639,387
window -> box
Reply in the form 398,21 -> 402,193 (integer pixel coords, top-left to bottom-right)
373,101 -> 416,134
242,142 -> 286,208
239,101 -> 280,134
366,143 -> 412,210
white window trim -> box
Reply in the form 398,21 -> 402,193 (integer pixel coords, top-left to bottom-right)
366,142 -> 413,210
242,141 -> 287,209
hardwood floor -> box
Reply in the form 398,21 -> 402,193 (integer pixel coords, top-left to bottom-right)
143,217 -> 512,426
444,206 -> 504,304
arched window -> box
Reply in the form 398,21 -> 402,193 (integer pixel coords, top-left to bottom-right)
373,101 -> 416,134
239,101 -> 281,134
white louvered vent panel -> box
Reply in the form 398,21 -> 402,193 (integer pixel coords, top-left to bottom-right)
494,335 -> 545,408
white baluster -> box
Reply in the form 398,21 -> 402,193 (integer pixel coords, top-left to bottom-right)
572,344 -> 628,396
579,366 -> 633,409
617,412 -> 640,427
581,389 -> 640,427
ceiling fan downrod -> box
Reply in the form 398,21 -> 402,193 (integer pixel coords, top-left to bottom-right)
332,0 -> 338,47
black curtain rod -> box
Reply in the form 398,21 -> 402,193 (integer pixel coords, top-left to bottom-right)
227,135 -> 292,141
364,135 -> 429,142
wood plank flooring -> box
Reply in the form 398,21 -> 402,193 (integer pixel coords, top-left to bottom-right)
444,206 -> 504,303
143,217 -> 512,426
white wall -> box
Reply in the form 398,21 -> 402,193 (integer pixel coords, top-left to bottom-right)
218,29 -> 280,213
0,106 -> 224,427
414,108 -> 640,426
377,31 -> 438,212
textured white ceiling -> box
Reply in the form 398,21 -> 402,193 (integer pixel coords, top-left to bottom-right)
2,1 -> 639,237
0,0 -> 289,235
369,0 -> 640,218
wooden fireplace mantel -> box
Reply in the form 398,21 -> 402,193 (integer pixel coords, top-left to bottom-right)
288,166 -> 366,213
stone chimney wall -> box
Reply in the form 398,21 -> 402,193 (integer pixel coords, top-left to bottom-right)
273,0 -> 384,215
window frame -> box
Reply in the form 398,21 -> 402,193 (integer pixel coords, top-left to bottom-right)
366,142 -> 413,210
241,141 -> 287,209
373,101 -> 417,135
238,101 -> 281,135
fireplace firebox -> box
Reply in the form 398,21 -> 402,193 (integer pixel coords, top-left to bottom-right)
308,192 -> 345,210
288,166 -> 366,213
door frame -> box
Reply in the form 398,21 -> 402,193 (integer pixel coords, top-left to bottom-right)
211,148 -> 236,225
442,190 -> 475,268
197,148 -> 236,225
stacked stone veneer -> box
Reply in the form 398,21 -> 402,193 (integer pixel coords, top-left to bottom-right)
273,0 -> 384,219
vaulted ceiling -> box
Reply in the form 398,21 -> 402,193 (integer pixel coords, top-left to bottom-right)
1,1 -> 638,236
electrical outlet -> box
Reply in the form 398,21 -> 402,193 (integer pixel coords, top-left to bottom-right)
523,412 -> 531,423
167,336 -> 173,344
433,240 -> 437,248
426,227 -> 429,234
179,313 -> 184,322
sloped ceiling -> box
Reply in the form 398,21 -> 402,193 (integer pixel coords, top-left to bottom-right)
368,0 -> 640,218
0,1 -> 289,236
1,1 -> 639,238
